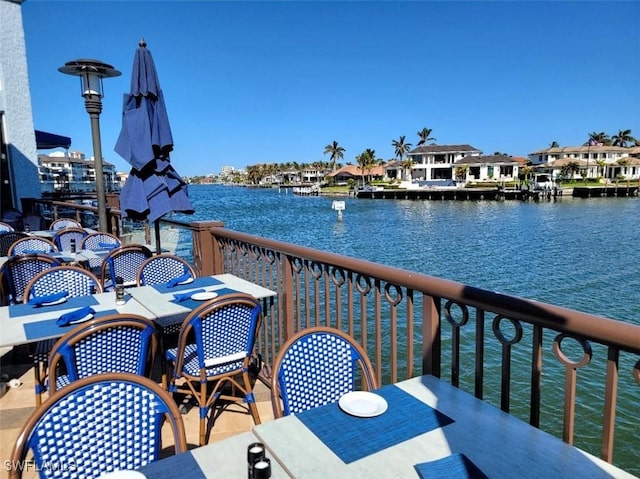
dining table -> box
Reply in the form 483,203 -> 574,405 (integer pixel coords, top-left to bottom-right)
0,288 -> 156,349
136,431 -> 291,478
0,249 -> 109,269
244,374 -> 634,478
125,273 -> 277,331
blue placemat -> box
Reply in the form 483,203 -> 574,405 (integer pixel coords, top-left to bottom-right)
297,384 -> 454,464
414,453 -> 489,479
9,296 -> 99,318
152,276 -> 223,294
138,452 -> 206,479
23,309 -> 119,340
169,287 -> 238,311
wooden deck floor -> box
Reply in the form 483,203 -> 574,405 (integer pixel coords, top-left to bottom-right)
0,345 -> 275,477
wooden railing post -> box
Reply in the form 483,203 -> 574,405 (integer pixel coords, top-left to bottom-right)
190,220 -> 225,277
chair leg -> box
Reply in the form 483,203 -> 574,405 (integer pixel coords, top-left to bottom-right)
199,381 -> 208,446
242,370 -> 261,425
33,363 -> 43,406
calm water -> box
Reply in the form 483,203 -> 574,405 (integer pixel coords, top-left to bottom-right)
174,185 -> 639,473
178,184 -> 639,323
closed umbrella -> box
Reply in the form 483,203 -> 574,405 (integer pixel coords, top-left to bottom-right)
115,39 -> 194,251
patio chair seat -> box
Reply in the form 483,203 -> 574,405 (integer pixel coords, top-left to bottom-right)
166,344 -> 246,377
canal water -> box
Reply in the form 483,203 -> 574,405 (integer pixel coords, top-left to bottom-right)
174,185 -> 639,473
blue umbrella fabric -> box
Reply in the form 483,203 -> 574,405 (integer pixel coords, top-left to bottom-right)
115,39 -> 194,222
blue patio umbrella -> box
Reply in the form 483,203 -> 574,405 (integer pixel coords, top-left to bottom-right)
115,39 -> 194,234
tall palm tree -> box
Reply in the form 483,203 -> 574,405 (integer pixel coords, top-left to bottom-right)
323,141 -> 345,172
356,152 -> 368,187
364,148 -> 377,183
416,128 -> 436,146
392,136 -> 413,181
611,129 -> 636,148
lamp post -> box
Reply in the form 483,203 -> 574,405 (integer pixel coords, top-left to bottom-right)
58,59 -> 121,232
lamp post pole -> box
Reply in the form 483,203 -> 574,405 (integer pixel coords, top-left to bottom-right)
59,59 -> 121,232
86,95 -> 108,231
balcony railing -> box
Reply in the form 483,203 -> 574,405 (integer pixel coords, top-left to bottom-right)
18,199 -> 640,471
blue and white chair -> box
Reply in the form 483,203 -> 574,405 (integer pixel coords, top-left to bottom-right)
0,231 -> 29,256
7,237 -> 58,256
47,313 -> 158,396
8,373 -> 187,479
270,326 -> 378,418
80,231 -> 122,273
137,253 -> 196,287
99,244 -> 153,291
0,253 -> 60,305
52,227 -> 88,252
23,265 -> 104,405
137,253 -> 197,337
0,221 -> 15,232
49,217 -> 82,231
165,292 -> 263,445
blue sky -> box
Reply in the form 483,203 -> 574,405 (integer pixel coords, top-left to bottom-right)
22,1 -> 640,177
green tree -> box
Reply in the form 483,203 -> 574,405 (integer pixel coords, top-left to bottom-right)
392,135 -> 413,180
323,141 -> 345,172
611,129 -> 636,148
549,141 -> 559,148
585,131 -> 611,146
416,128 -> 436,146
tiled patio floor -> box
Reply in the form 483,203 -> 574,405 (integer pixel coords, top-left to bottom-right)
0,345 -> 274,478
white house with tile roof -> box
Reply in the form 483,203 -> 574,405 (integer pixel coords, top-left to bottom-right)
529,145 -> 640,180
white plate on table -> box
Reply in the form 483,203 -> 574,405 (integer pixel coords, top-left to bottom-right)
339,391 -> 388,418
42,297 -> 68,306
178,277 -> 194,285
191,291 -> 218,301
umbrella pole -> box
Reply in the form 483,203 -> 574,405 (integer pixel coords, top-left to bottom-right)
154,219 -> 161,254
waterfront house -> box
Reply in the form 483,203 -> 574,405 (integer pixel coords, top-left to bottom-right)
454,154 -> 525,183
328,164 -> 385,185
529,145 -> 640,181
406,144 -> 482,182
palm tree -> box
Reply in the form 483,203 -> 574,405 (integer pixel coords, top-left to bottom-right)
585,131 -> 611,146
364,148 -> 376,183
323,141 -> 345,172
416,128 -> 436,146
549,141 -> 559,148
611,129 -> 636,148
392,136 -> 413,180
356,152 -> 368,187
595,159 -> 607,179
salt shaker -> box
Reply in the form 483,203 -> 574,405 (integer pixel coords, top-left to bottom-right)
24,224 -> 30,233
253,458 -> 271,479
70,238 -> 76,254
115,276 -> 126,305
247,442 -> 265,479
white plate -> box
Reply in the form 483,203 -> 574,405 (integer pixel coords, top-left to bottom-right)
338,391 -> 388,418
67,313 -> 94,325
191,291 -> 218,301
178,277 -> 194,285
42,297 -> 68,306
